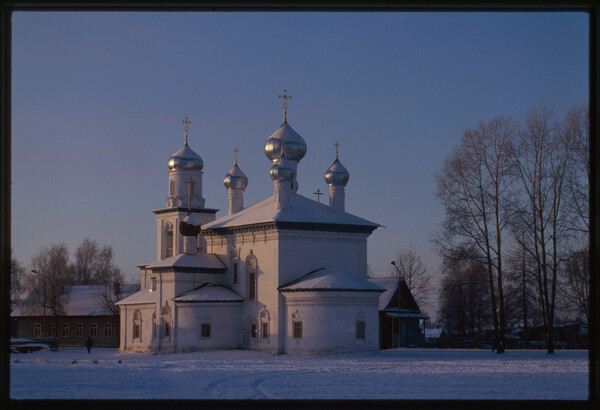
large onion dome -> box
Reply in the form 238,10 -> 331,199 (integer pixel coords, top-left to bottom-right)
270,154 -> 296,182
264,122 -> 307,163
168,144 -> 204,171
179,214 -> 201,236
324,158 -> 350,186
224,164 -> 248,190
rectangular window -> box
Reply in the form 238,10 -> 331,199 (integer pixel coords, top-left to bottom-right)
165,322 -> 170,337
201,323 -> 211,338
262,322 -> 268,339
90,323 -> 98,337
249,272 -> 256,300
76,323 -> 83,337
251,324 -> 257,338
293,321 -> 303,339
62,323 -> 70,337
34,323 -> 42,337
233,262 -> 238,284
48,323 -> 56,337
151,277 -> 157,292
356,320 -> 366,340
104,323 -> 113,337
133,324 -> 140,340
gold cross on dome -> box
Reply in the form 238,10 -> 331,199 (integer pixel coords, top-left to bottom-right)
182,117 -> 191,144
233,147 -> 239,165
334,141 -> 340,159
278,89 -> 292,122
313,188 -> 323,203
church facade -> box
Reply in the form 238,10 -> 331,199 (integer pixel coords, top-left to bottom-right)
116,96 -> 384,354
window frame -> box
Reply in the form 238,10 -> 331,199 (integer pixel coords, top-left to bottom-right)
62,323 -> 70,337
248,271 -> 256,300
293,321 -> 303,339
201,323 -> 211,338
48,323 -> 56,337
90,323 -> 98,338
33,323 -> 42,337
356,320 -> 366,340
104,323 -> 113,337
76,323 -> 84,338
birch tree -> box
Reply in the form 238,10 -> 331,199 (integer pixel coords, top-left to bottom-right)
435,116 -> 515,353
511,104 -> 575,354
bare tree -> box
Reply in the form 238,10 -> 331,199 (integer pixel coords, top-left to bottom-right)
10,249 -> 25,311
75,238 -> 123,285
434,116 -> 515,353
23,243 -> 73,337
438,247 -> 490,337
511,103 -> 575,354
391,245 -> 431,306
561,247 -> 590,324
564,104 -> 590,237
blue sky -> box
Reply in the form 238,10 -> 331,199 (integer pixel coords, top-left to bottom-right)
11,11 -> 588,317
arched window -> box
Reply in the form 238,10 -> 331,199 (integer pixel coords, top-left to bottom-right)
246,251 -> 258,300
166,222 -> 174,257
133,310 -> 142,342
161,303 -> 172,339
259,308 -> 270,341
230,248 -> 239,284
152,311 -> 157,339
169,179 -> 176,196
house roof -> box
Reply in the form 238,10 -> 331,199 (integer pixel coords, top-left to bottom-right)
12,284 -> 139,317
203,192 -> 381,232
172,283 -> 244,303
367,277 -> 422,312
145,253 -> 227,271
279,267 -> 385,292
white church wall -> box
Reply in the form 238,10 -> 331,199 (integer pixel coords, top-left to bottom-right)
282,291 -> 380,355
277,231 -> 369,286
119,303 -> 156,353
175,303 -> 241,351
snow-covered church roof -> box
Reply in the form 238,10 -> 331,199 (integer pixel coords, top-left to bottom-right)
145,253 -> 227,271
172,283 -> 244,303
279,267 -> 385,292
203,192 -> 381,232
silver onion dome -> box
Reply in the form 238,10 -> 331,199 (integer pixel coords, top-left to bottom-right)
264,122 -> 307,163
168,144 -> 204,171
179,214 -> 201,236
224,164 -> 249,190
324,159 -> 350,186
270,154 -> 296,182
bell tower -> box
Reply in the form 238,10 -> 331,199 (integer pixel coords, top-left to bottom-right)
154,117 -> 217,259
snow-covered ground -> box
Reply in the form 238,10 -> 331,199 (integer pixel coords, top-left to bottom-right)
10,348 -> 588,400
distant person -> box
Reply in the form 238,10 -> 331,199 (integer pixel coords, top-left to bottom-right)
86,336 -> 93,354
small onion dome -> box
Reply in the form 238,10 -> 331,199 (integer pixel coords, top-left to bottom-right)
223,164 -> 248,190
324,159 -> 350,186
168,144 -> 204,171
269,154 -> 296,182
179,214 -> 201,236
264,122 -> 307,163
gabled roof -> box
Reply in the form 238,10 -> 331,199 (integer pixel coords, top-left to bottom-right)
172,283 -> 244,303
115,288 -> 156,306
12,284 -> 140,316
145,253 -> 227,272
203,192 -> 381,232
368,277 -> 421,312
279,267 -> 385,292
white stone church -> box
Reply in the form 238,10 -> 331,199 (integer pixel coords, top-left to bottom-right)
116,96 -> 384,354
